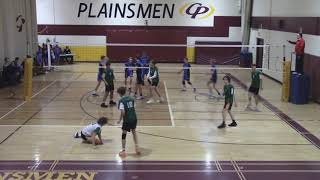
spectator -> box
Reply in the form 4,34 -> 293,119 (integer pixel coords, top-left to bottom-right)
36,46 -> 43,66
53,45 -> 62,64
2,57 -> 11,82
13,57 -> 23,82
64,46 -> 72,54
63,46 -> 73,64
42,44 -> 48,66
288,33 -> 305,74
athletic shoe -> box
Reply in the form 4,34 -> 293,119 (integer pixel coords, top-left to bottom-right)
228,121 -> 237,127
246,105 -> 253,111
252,107 -> 260,112
181,88 -> 187,92
147,99 -> 154,104
136,149 -> 141,156
100,103 -> 108,108
136,96 -> 144,100
109,101 -> 117,106
74,132 -> 80,138
119,150 -> 126,158
217,122 -> 226,129
158,97 -> 165,103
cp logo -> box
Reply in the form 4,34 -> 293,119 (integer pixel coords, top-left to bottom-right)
180,3 -> 215,19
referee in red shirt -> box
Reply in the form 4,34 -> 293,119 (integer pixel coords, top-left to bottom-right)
288,33 -> 305,74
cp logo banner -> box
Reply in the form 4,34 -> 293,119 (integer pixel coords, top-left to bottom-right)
180,2 -> 215,19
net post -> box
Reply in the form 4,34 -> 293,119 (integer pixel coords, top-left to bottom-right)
24,58 -> 33,101
187,45 -> 195,63
46,40 -> 51,70
282,45 -> 291,102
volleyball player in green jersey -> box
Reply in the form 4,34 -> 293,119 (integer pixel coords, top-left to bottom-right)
247,64 -> 263,111
218,76 -> 238,129
101,62 -> 117,108
117,87 -> 141,158
146,60 -> 164,104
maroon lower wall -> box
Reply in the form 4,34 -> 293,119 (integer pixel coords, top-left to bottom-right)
38,16 -> 241,62
251,17 -> 320,35
251,16 -> 320,103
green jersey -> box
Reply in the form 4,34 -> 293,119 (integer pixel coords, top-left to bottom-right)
251,70 -> 262,88
118,96 -> 137,124
149,66 -> 159,83
104,68 -> 114,85
224,84 -> 234,103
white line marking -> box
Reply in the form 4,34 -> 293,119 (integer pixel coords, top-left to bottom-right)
0,169 -> 320,173
164,81 -> 175,127
31,80 -> 57,98
0,81 -> 57,121
0,102 -> 27,120
0,125 -> 178,128
231,160 -> 246,180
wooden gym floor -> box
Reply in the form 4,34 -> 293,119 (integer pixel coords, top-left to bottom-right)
0,63 -> 319,180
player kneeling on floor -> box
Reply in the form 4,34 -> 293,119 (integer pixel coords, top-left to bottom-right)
117,87 -> 141,158
74,117 -> 108,146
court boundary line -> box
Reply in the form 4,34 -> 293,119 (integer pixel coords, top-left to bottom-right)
0,169 -> 319,173
229,74 -> 320,150
0,80 -> 57,121
0,125 -> 176,128
164,81 -> 175,127
0,74 -> 83,145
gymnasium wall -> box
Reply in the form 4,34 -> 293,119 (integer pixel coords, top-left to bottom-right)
38,35 -> 107,62
36,0 -> 242,63
0,0 -> 38,71
249,0 -> 320,102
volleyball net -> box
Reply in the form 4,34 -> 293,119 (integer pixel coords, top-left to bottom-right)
33,42 -> 287,73
4,43 -> 291,104
0,43 -> 295,128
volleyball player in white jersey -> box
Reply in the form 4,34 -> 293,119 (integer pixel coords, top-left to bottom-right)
74,117 -> 108,146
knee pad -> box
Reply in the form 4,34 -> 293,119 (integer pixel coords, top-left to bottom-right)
182,81 -> 186,85
122,133 -> 127,140
187,81 -> 192,85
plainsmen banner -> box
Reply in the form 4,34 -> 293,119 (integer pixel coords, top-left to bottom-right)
36,0 -> 226,27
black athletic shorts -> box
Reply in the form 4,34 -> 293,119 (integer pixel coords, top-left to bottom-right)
249,86 -> 259,95
105,84 -> 114,92
210,76 -> 217,83
80,131 -> 88,141
136,76 -> 144,85
122,121 -> 137,132
148,79 -> 159,87
224,101 -> 233,110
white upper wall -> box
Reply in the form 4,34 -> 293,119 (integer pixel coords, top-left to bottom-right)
253,0 -> 320,17
36,0 -> 241,27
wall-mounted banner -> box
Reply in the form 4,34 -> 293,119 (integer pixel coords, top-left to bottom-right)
36,0 -> 217,27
